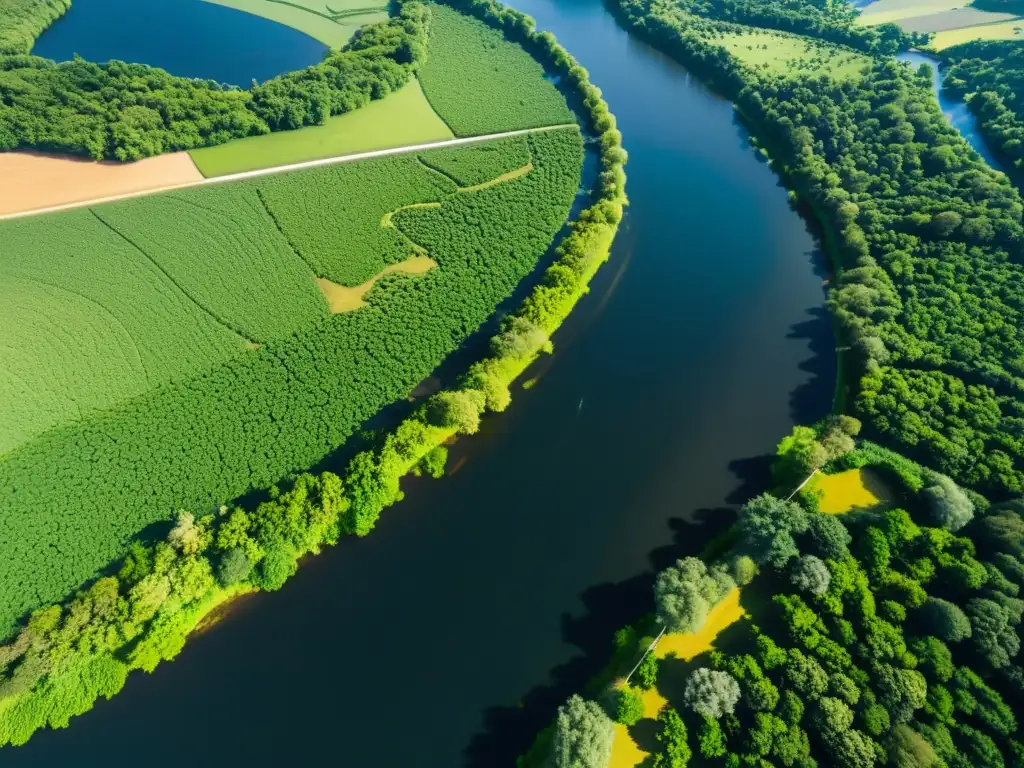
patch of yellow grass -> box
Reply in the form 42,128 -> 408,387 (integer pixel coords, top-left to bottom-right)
316,256 -> 437,313
657,587 -> 747,661
855,0 -> 969,25
380,201 -> 440,228
812,468 -> 890,514
457,162 -> 534,192
610,723 -> 649,768
931,17 -> 1024,47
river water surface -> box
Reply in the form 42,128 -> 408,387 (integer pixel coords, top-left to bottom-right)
12,0 -> 835,764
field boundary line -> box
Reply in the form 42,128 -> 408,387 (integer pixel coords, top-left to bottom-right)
0,124 -> 578,222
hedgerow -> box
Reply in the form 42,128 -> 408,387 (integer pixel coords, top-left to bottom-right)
0,127 -> 584,636
418,3 -> 574,135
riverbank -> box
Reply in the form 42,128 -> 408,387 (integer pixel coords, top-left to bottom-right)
0,0 -> 626,750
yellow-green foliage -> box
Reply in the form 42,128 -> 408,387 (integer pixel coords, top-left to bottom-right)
0,128 -> 584,637
418,4 -> 574,135
0,0 -> 69,53
189,79 -> 453,177
812,468 -> 891,514
714,29 -> 871,80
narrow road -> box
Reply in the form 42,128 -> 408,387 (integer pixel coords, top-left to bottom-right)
0,124 -> 577,222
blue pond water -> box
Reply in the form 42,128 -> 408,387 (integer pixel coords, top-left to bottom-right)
32,0 -> 327,87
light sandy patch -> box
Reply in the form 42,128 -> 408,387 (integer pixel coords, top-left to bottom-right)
656,587 -> 747,661
316,256 -> 437,313
0,152 -> 202,217
457,162 -> 534,193
380,201 -> 440,228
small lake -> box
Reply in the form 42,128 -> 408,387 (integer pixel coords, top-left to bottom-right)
32,0 -> 327,86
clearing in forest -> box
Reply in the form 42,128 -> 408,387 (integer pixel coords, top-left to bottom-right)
854,0 -> 970,25
189,79 -> 454,177
0,152 -> 202,216
202,0 -> 388,46
716,29 -> 871,79
810,467 -> 892,514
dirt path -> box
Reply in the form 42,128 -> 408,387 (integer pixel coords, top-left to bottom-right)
0,124 -> 576,222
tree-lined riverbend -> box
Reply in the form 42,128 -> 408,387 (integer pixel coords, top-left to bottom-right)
7,0 -> 836,763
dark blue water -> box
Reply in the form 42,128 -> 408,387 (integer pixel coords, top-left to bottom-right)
899,51 -> 1007,173
32,0 -> 327,86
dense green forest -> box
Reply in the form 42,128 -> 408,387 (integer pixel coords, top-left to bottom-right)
613,0 -> 1024,498
943,40 -> 1024,171
0,0 -> 68,54
543,429 -> 1024,767
526,0 -> 1024,766
0,1 -> 426,159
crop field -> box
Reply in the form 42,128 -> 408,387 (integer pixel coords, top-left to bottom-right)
418,4 -> 574,135
202,0 -> 388,46
931,16 -> 1024,45
417,137 -> 532,186
189,79 -> 453,177
889,6 -> 1017,30
854,0 -> 968,25
714,29 -> 871,79
0,127 -> 584,636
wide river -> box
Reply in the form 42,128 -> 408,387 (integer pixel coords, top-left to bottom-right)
12,0 -> 836,764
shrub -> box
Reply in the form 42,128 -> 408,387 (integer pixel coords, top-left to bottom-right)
684,668 -> 740,718
615,687 -> 645,726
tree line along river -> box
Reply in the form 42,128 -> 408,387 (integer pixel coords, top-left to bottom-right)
16,0 -> 996,764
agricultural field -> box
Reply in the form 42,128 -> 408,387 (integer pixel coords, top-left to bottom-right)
0,152 -> 203,216
0,127 -> 584,635
189,80 -> 454,177
855,0 -> 970,25
931,15 -> 1024,45
202,0 -> 388,46
713,29 -> 871,79
418,3 -> 574,135
888,6 -> 1017,31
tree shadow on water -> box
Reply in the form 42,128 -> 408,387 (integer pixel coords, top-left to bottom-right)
463,511 -> 737,766
787,305 -> 836,425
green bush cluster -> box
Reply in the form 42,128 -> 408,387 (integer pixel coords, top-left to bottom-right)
942,40 -> 1024,171
0,0 -> 69,54
417,3 -> 574,135
417,135 -> 532,186
0,127 -> 584,637
0,3 -> 428,160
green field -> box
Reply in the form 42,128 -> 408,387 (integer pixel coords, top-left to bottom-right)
202,0 -> 388,46
715,29 -> 871,79
855,0 -> 969,25
932,15 -> 1024,45
418,3 -> 574,135
189,79 -> 454,177
0,127 -> 583,636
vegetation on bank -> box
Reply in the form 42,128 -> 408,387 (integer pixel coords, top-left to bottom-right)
0,0 -> 627,746
941,39 -> 1024,170
542,421 -> 1024,768
0,1 -> 431,160
0,127 -> 584,637
0,0 -> 68,54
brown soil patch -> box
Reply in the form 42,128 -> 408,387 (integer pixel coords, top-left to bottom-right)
316,256 -> 437,313
0,151 -> 203,217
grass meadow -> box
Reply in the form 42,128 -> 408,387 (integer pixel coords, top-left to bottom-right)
715,29 -> 871,80
189,79 -> 454,177
202,0 -> 388,46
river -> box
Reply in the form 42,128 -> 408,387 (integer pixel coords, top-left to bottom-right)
10,0 -> 835,765
899,50 -> 1008,172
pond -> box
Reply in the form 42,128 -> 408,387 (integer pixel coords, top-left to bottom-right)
9,0 -> 835,764
31,0 -> 327,86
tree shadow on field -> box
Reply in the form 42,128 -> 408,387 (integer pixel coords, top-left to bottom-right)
462,510 -> 737,767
